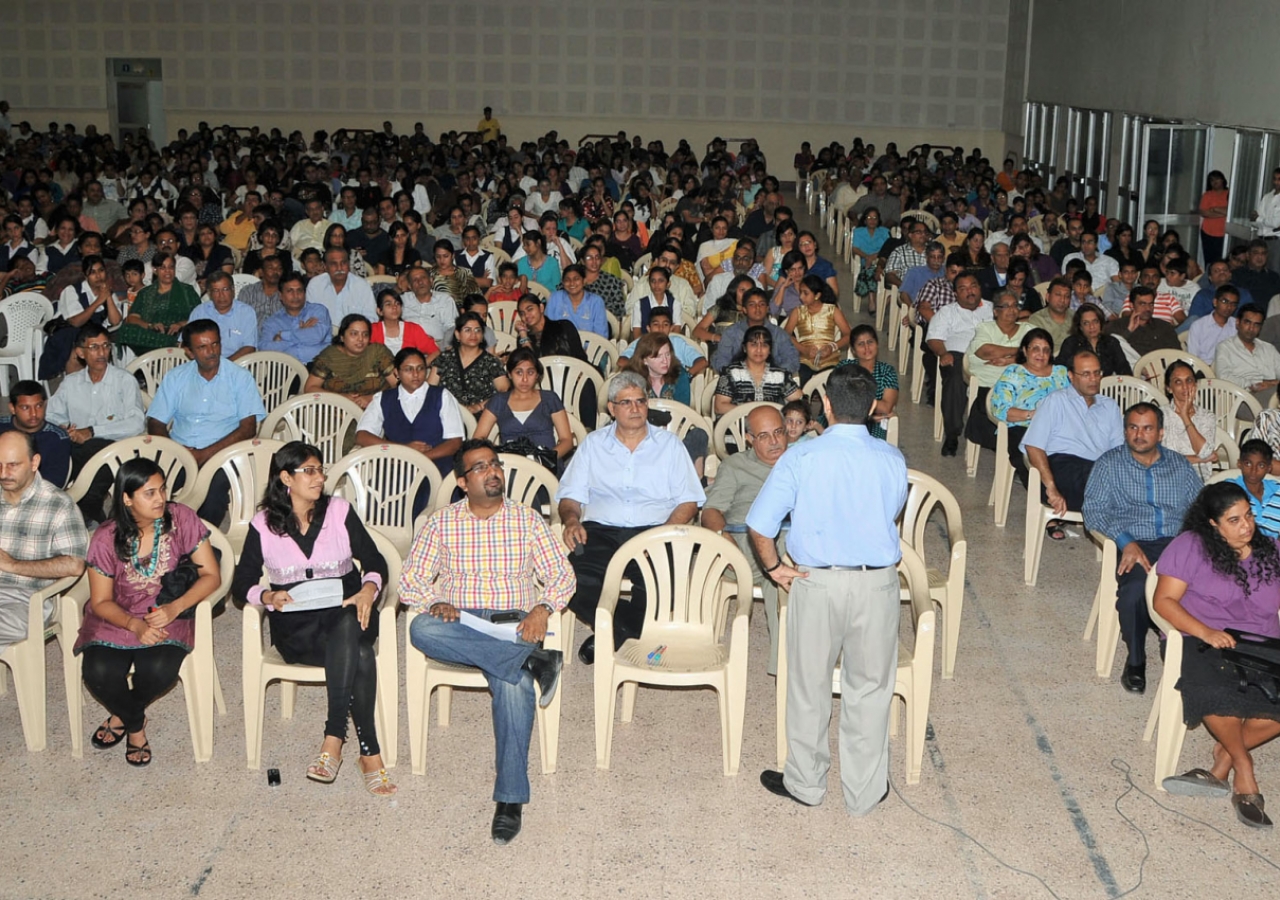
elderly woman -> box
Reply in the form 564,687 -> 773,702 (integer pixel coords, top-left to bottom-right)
115,253 -> 199,355
713,325 -> 802,416
1162,360 -> 1219,481
430,310 -> 511,414
232,441 -> 396,796
849,209 -> 889,310
304,314 -> 397,410
1154,482 -> 1280,828
74,459 -> 220,767
988,328 -> 1071,489
474,347 -> 575,469
1056,303 -> 1132,376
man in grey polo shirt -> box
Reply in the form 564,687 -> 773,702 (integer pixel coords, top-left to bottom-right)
701,405 -> 789,675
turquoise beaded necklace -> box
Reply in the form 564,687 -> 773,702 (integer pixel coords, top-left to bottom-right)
130,518 -> 163,577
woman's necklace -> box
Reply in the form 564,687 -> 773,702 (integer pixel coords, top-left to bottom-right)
130,518 -> 163,577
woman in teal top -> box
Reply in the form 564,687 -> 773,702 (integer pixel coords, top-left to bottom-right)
989,328 -> 1070,489
850,208 -> 890,310
1231,439 -> 1280,539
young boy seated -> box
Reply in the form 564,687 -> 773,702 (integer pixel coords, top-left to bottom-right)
485,262 -> 523,304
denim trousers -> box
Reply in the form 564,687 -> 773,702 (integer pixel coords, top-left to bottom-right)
409,608 -> 538,803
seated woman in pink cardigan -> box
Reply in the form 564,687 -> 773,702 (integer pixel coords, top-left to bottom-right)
231,441 -> 395,796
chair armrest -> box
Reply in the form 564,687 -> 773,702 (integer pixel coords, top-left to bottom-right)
30,572 -> 84,637
242,601 -> 265,665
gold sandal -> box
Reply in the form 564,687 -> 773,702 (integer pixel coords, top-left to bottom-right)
363,766 -> 397,797
306,751 -> 342,784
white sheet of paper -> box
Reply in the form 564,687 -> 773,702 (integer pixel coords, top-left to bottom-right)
458,611 -> 521,643
280,579 -> 346,613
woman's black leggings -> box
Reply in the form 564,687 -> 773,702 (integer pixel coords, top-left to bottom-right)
324,610 -> 380,757
81,644 -> 188,734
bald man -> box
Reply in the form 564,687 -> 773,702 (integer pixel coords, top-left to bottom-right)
0,431 -> 87,655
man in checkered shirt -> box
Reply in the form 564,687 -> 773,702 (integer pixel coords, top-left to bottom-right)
0,431 -> 88,655
401,438 -> 575,847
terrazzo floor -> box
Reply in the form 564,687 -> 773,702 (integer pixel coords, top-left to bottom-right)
3,205 -> 1279,900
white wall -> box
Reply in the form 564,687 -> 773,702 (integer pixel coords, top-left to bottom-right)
0,0 -> 1024,167
1027,0 -> 1280,130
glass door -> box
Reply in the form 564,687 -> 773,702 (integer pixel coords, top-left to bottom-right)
1139,123 -> 1209,257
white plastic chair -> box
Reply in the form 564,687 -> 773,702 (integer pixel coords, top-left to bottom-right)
579,331 -> 619,376
1196,377 -> 1263,444
902,471 -> 966,680
1099,375 -> 1163,410
0,573 -> 83,752
487,300 -> 520,336
237,351 -> 309,415
1082,533 -> 1124,679
61,524 -> 234,762
241,527 -> 400,769
605,310 -> 623,341
526,282 -> 550,301
187,438 -> 284,560
327,443 -> 443,559
259,393 -> 365,471
66,435 -> 200,507
712,401 -> 781,460
1024,465 -> 1085,585
909,320 -> 926,404
1142,565 -> 1189,789
495,452 -> 561,523
775,542 -> 935,784
648,398 -> 713,447
232,273 -> 260,298
987,393 -> 1016,527
125,346 -> 189,406
962,357 -> 981,476
0,292 -> 55,394
405,604 -> 565,777
594,525 -> 755,776
541,355 -> 603,426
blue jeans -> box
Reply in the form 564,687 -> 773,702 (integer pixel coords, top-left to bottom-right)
408,609 -> 537,803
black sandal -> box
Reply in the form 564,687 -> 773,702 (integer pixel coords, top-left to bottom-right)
1045,521 -> 1066,541
125,737 -> 152,767
91,717 -> 126,750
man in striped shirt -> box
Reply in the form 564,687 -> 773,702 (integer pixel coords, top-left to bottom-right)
401,438 -> 575,846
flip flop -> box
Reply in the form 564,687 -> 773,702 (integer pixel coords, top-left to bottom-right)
91,718 -> 126,750
1045,521 -> 1066,541
1162,768 -> 1230,798
1233,792 -> 1273,829
125,739 -> 152,767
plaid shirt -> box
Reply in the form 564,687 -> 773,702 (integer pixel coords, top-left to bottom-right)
1082,445 -> 1202,550
914,276 -> 958,324
0,473 -> 88,592
399,498 -> 575,614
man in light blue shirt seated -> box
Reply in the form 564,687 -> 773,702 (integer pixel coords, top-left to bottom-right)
146,320 -> 266,525
1022,349 -> 1124,521
188,271 -> 258,360
618,307 -> 708,377
259,272 -> 332,365
555,370 -> 705,665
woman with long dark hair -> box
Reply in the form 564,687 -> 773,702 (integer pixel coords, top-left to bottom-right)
232,441 -> 395,795
1154,482 -> 1280,828
73,459 -> 221,766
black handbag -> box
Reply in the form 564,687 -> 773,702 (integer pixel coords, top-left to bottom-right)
154,546 -> 222,621
1217,629 -> 1280,703
497,437 -> 558,472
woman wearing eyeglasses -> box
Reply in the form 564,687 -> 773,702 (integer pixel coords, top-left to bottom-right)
231,440 -> 396,797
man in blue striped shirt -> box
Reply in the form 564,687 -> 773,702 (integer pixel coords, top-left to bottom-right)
1083,402 -> 1202,694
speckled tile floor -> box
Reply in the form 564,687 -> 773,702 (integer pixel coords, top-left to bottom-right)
4,209 -> 1279,900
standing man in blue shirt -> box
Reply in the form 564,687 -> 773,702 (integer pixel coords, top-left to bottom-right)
258,272 -> 332,365
146,320 -> 266,524
187,271 -> 258,361
748,365 -> 908,816
1083,402 -> 1202,694
555,370 -> 704,665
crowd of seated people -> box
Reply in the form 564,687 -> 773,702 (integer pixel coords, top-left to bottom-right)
9,118 -> 1280,837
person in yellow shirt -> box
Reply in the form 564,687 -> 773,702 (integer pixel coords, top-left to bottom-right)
219,191 -> 260,254
477,107 -> 501,143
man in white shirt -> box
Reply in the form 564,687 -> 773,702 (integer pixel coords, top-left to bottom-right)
400,266 -> 459,347
289,199 -> 330,258
1214,305 -> 1280,407
701,242 -> 762,314
45,322 -> 146,522
1251,167 -> 1280,274
1186,286 -> 1240,365
305,247 -> 376,322
1063,232 -> 1119,288
925,273 -> 991,456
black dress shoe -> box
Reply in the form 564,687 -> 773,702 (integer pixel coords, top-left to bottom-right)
760,770 -> 817,806
522,648 -> 564,708
1121,662 -> 1146,694
941,438 -> 958,457
577,634 -> 595,666
491,802 -> 523,844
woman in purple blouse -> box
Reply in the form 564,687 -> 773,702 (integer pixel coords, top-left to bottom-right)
231,441 -> 395,796
1154,482 -> 1280,829
74,459 -> 221,767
